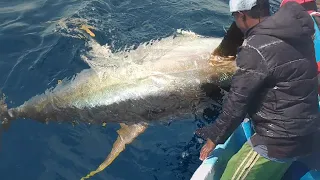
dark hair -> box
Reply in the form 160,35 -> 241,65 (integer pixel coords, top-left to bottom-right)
247,0 -> 270,19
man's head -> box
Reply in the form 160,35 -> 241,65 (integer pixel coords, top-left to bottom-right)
280,0 -> 317,13
230,0 -> 270,33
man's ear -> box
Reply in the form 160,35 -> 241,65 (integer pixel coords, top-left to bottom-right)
236,11 -> 246,22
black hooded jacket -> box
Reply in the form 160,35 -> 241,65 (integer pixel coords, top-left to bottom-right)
196,2 -> 320,158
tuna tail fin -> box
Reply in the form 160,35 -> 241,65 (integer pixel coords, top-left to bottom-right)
0,93 -> 11,126
81,122 -> 148,180
0,93 -> 12,152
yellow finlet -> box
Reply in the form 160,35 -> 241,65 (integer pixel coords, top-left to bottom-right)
80,25 -> 96,37
81,123 -> 148,180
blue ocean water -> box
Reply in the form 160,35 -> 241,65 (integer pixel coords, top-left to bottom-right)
0,0 -> 280,179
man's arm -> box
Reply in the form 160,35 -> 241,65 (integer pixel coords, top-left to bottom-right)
196,45 -> 269,145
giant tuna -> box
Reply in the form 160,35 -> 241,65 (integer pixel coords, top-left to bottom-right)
0,28 -> 237,179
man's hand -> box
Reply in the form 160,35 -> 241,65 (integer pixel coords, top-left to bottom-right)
199,138 -> 216,161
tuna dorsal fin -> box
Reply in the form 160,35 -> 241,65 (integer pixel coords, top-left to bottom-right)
81,122 -> 148,180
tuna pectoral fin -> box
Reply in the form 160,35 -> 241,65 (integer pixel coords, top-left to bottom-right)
81,123 -> 148,180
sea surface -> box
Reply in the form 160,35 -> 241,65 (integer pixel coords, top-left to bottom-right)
0,0 -> 280,179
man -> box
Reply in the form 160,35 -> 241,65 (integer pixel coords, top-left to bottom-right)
195,0 -> 320,179
213,0 -> 318,58
215,0 -> 320,95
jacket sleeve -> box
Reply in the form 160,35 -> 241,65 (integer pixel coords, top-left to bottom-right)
196,45 -> 269,144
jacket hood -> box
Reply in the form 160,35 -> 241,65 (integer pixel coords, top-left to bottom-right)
247,2 -> 315,43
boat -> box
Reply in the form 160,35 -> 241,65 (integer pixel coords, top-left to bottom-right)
191,12 -> 320,180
